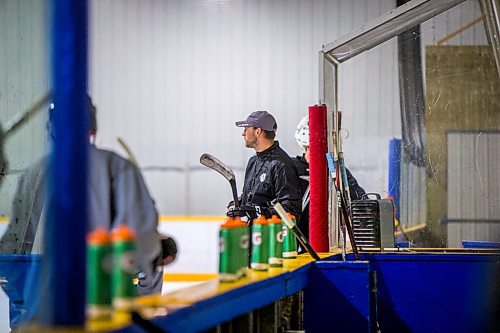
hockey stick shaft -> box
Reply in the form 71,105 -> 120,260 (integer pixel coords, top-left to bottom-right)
327,152 -> 346,260
327,153 -> 360,260
200,153 -> 251,267
274,202 -> 321,261
4,93 -> 51,138
335,112 -> 359,259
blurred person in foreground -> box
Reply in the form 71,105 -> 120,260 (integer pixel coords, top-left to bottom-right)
227,111 -> 302,220
0,96 -> 175,296
293,115 -> 366,241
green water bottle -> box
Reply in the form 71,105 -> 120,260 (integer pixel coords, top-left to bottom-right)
111,224 -> 137,311
251,215 -> 270,271
237,223 -> 250,278
87,228 -> 112,320
282,213 -> 298,259
219,216 -> 248,282
268,215 -> 284,267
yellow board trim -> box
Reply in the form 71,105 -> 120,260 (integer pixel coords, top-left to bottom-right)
163,273 -> 217,282
0,216 -> 226,224
159,215 -> 225,222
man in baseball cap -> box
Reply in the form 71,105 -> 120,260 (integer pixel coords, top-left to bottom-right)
235,111 -> 278,150
235,110 -> 278,132
228,111 -> 301,229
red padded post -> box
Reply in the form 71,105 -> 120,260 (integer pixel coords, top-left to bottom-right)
308,105 -> 329,252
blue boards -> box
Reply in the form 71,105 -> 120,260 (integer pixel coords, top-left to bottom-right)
304,252 -> 500,333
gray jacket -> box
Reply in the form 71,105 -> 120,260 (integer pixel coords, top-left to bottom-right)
0,145 -> 162,292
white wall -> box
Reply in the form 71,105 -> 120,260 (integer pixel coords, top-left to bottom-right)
88,0 -> 489,216
89,0 -> 398,215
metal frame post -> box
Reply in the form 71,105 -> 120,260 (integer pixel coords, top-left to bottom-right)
321,52 -> 340,249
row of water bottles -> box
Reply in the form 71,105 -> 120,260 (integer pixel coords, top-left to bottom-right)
87,224 -> 137,321
218,213 -> 298,282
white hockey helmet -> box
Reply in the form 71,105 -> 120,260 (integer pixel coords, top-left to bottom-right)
295,116 -> 309,147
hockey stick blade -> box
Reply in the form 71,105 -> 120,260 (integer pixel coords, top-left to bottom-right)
200,153 -> 239,207
200,153 -> 235,182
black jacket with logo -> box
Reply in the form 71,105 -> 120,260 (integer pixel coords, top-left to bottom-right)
239,141 -> 302,218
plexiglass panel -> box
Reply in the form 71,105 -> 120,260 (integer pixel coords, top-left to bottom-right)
329,0 -> 499,248
0,0 -> 51,330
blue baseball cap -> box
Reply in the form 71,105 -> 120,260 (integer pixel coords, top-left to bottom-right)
235,111 -> 277,131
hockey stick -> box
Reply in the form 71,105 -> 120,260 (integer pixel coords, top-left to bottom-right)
4,93 -> 51,138
327,151 -> 346,261
117,137 -> 140,168
200,153 -> 254,268
338,152 -> 352,207
335,112 -> 359,260
327,154 -> 360,260
274,202 -> 320,261
200,153 -> 239,208
332,110 -> 347,259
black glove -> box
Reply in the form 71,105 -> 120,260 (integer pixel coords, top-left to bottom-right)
226,202 -> 279,219
226,205 -> 258,220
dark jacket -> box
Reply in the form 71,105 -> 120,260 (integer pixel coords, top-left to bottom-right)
293,156 -> 310,240
293,154 -> 366,240
240,141 -> 302,218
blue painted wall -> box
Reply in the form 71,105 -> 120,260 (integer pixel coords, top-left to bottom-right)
304,261 -> 372,332
314,253 -> 500,333
368,253 -> 499,333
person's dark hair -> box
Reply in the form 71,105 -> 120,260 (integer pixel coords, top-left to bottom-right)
87,95 -> 97,133
263,130 -> 276,140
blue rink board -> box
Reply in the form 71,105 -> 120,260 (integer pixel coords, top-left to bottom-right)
308,253 -> 500,333
117,252 -> 499,333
